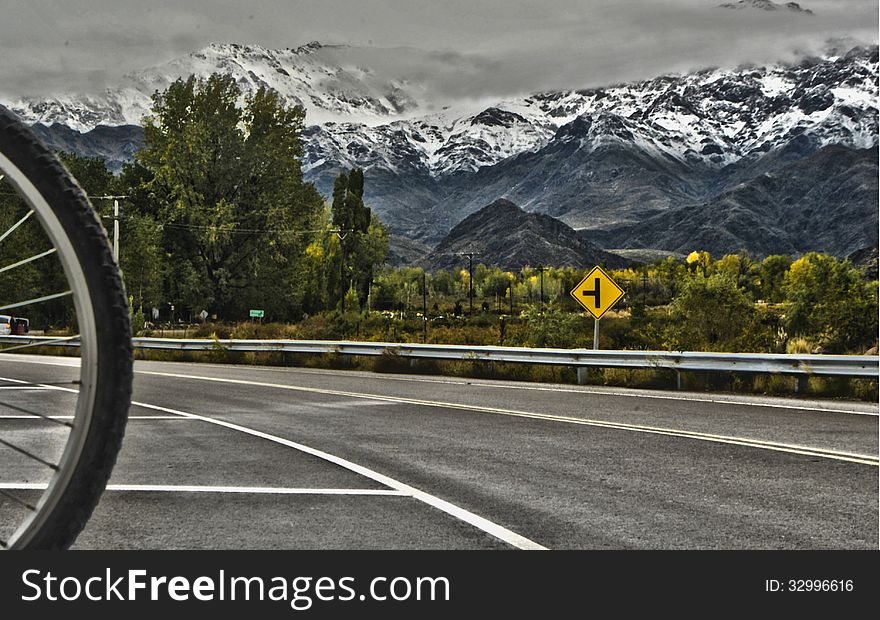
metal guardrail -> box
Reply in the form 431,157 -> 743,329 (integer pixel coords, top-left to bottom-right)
1,335 -> 877,379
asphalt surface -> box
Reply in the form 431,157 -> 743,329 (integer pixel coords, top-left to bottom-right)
1,354 -> 877,549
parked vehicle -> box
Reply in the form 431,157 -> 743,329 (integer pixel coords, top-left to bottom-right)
0,315 -> 29,335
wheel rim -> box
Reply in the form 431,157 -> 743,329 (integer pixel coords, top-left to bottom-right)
0,149 -> 99,549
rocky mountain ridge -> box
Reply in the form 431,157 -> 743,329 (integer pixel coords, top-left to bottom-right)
423,199 -> 627,271
5,42 -> 877,259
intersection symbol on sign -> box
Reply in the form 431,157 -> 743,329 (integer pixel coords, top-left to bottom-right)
570,266 -> 625,320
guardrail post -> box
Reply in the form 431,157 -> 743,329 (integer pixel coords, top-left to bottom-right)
4,338 -> 877,385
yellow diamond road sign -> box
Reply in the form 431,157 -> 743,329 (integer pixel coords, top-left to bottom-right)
570,266 -> 625,320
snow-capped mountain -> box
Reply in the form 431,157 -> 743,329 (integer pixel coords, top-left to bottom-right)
8,40 -> 875,179
718,0 -> 814,15
304,46 -> 876,180
6,42 -> 438,132
4,41 -> 877,258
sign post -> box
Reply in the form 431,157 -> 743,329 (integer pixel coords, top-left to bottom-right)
570,266 -> 625,351
249,309 -> 265,321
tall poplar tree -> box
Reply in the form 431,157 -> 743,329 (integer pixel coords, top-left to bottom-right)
138,73 -> 324,319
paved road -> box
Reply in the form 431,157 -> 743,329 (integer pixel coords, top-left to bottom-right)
1,355 -> 877,549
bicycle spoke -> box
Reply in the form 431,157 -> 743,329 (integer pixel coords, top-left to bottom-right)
0,335 -> 80,353
0,488 -> 36,512
0,210 -> 34,245
0,290 -> 72,312
0,438 -> 58,471
0,248 -> 57,275
0,399 -> 74,428
2,107 -> 131,549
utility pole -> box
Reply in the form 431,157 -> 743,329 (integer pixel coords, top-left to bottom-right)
458,250 -> 479,315
469,254 -> 474,315
93,195 -> 129,264
366,266 -> 374,313
113,199 -> 119,262
333,229 -> 352,312
537,266 -> 549,311
422,271 -> 427,343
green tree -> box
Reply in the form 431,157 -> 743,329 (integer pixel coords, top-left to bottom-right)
58,152 -> 114,196
330,168 -> 386,309
138,73 -> 323,319
665,273 -> 754,351
108,161 -> 164,317
301,206 -> 342,314
0,182 -> 71,330
686,250 -> 711,277
522,304 -> 585,348
758,255 -> 792,303
783,253 -> 878,353
0,153 -> 117,331
119,213 -> 164,314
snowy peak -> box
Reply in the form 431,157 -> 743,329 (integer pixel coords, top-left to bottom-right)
6,41 -> 431,132
126,41 -> 425,124
718,1 -> 814,15
5,42 -> 876,189
303,46 -> 877,179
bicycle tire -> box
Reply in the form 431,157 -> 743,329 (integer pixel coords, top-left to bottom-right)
0,105 -> 131,549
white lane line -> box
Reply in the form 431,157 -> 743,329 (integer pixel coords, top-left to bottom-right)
0,354 -> 79,367
0,386 -> 50,391
0,373 -> 546,551
126,400 -> 547,551
154,362 -> 879,417
470,383 -> 880,417
0,483 -> 405,496
0,415 -> 195,421
4,353 -> 876,416
137,370 -> 880,467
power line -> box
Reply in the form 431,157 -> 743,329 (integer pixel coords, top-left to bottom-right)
98,218 -> 352,236
1,187 -> 341,237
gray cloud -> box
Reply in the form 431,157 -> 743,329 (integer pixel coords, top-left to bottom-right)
0,0 -> 876,100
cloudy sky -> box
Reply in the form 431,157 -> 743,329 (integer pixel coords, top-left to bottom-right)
1,0 -> 876,100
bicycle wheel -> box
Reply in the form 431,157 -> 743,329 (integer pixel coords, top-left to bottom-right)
0,106 -> 131,549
